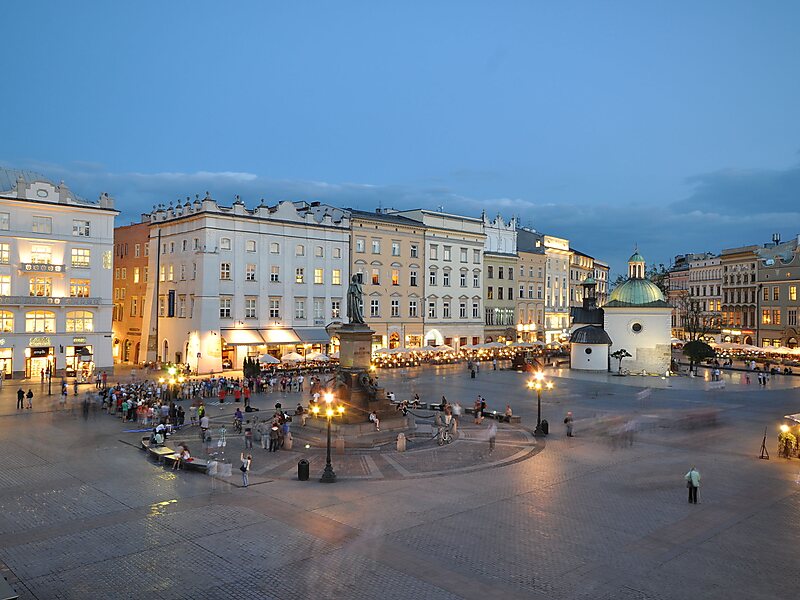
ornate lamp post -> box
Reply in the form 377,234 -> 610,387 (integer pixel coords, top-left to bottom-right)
313,392 -> 345,483
527,370 -> 554,436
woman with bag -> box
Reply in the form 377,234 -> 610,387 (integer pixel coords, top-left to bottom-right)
240,453 -> 252,487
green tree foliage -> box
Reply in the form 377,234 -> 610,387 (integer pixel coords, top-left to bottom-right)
610,348 -> 632,373
682,340 -> 715,373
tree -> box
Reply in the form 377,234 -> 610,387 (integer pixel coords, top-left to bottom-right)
610,348 -> 632,374
674,295 -> 722,342
682,340 -> 715,374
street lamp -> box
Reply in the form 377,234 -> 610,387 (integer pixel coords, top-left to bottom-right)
527,371 -> 554,436
314,392 -> 345,483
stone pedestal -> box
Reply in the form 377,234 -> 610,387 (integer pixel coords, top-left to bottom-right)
338,323 -> 374,370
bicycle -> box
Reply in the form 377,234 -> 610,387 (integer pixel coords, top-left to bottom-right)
435,425 -> 452,446
232,418 -> 242,434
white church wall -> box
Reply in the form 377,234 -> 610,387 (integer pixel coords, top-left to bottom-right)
604,307 -> 671,374
570,343 -> 609,371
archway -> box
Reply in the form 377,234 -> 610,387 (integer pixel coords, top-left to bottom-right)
388,331 -> 400,349
788,337 -> 798,349
425,329 -> 444,347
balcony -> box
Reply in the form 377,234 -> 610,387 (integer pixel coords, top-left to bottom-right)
19,262 -> 66,274
0,296 -> 105,307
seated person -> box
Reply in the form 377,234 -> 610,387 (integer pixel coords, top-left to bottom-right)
504,404 -> 513,423
368,410 -> 380,431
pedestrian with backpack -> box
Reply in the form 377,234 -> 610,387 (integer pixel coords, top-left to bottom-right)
240,452 -> 251,487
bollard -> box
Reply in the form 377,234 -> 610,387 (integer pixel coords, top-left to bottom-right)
396,432 -> 407,452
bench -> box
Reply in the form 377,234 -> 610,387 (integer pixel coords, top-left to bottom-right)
162,454 -> 210,473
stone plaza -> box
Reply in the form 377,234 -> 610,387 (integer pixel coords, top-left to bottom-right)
0,363 -> 798,599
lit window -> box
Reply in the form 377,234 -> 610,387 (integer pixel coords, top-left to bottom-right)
0,310 -> 13,332
71,248 -> 90,267
314,268 -> 324,284
29,277 -> 52,297
133,267 -> 140,283
25,310 -> 55,333
372,269 -> 380,285
0,243 -> 8,264
392,269 -> 399,286
32,245 -> 53,264
295,268 -> 305,283
332,269 -> 341,285
66,310 -> 94,333
69,279 -> 90,298
0,275 -> 10,296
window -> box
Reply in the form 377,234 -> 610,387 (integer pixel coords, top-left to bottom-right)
333,247 -> 342,259
472,302 -> 480,319
0,275 -> 9,296
270,266 -> 280,282
331,300 -> 341,319
520,285 -> 525,299
72,219 -> 90,237
429,270 -> 437,286
246,240 -> 256,253
763,287 -> 769,301
167,265 -> 173,281
269,298 -> 281,318
296,244 -> 305,256
144,244 -> 149,257
219,297 -> 232,319
70,279 -> 90,297
356,238 -> 365,253
314,298 -> 324,319
371,240 -> 381,254
145,266 -> 150,282
508,268 -> 513,281
460,248 -> 468,263
66,310 -> 93,333
0,310 -> 13,332
789,309 -> 797,326
443,246 -> 451,261
295,268 -> 305,284
32,216 -> 52,234
32,245 -> 52,264
29,277 -> 52,297
762,309 -> 771,324
508,287 -> 513,300
443,301 -> 451,318
246,264 -> 257,281
133,267 -> 140,283
332,269 -> 341,285
372,269 -> 380,285
409,300 -> 418,317
180,264 -> 186,280
0,243 -> 8,264
115,268 -> 120,280
391,242 -> 400,256
391,269 -> 399,286
430,245 -> 438,260
428,302 -> 437,318
314,268 -> 324,284
773,287 -> 779,301
295,299 -> 306,319
443,271 -> 451,286
499,267 -> 504,280
270,242 -> 280,254
391,299 -> 400,317
178,295 -> 186,318
488,266 -> 494,279
169,242 -> 174,254
71,248 -> 90,267
220,263 -> 231,280
410,270 -> 418,287
459,302 -> 467,318
0,213 -> 8,230
473,250 -> 480,263
25,310 -> 55,333
773,310 -> 781,325
473,272 -> 480,288
410,244 -> 418,258
790,286 -> 797,301
370,299 -> 380,317
487,287 -> 493,300
460,272 -> 467,287
220,238 -> 231,251
239,297 -> 255,319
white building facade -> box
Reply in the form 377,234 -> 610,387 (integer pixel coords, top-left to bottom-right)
140,196 -> 350,374
390,209 -> 485,348
0,172 -> 117,379
482,213 -> 518,342
543,235 -> 573,343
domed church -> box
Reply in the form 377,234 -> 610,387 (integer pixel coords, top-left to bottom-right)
570,250 -> 672,373
603,251 -> 672,373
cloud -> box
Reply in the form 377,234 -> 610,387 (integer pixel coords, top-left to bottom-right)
2,159 -> 799,276
673,163 -> 800,215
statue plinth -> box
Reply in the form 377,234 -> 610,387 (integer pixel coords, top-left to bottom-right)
338,323 -> 374,371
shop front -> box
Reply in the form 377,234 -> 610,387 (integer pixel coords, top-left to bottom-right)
0,347 -> 11,379
66,342 -> 94,380
25,343 -> 54,379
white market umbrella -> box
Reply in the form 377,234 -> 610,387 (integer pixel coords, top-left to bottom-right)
330,351 -> 340,359
435,344 -> 454,352
484,342 -> 505,349
306,352 -> 330,361
281,352 -> 303,363
259,353 -> 280,364
374,347 -> 389,354
420,345 -> 437,352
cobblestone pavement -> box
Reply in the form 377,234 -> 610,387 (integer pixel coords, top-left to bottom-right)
0,364 -> 798,599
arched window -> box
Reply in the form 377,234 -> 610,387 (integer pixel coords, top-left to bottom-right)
0,310 -> 12,332
26,310 -> 55,333
66,310 -> 94,333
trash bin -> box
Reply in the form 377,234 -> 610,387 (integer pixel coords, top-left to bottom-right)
298,459 -> 310,481
540,419 -> 549,435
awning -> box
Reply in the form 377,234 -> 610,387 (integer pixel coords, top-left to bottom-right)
220,328 -> 265,346
259,328 -> 300,344
294,328 -> 331,343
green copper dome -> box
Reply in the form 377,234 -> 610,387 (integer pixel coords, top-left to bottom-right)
628,251 -> 646,263
608,278 -> 665,305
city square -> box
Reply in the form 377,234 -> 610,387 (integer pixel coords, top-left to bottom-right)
0,362 -> 798,599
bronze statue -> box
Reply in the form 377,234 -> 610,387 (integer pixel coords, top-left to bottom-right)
347,275 -> 365,324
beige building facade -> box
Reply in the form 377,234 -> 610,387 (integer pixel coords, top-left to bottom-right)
515,228 -> 546,342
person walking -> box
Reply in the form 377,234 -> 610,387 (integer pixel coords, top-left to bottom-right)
16,387 -> 24,410
685,466 -> 700,504
564,411 -> 574,437
488,421 -> 497,452
26,389 -> 33,410
240,452 -> 251,487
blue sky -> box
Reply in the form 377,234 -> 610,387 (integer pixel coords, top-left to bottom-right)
2,1 -> 800,275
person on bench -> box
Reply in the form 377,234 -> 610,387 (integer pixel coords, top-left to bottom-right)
504,404 -> 513,423
173,444 -> 190,470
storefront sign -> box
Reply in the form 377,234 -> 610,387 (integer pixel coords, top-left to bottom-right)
29,336 -> 51,347
31,347 -> 50,357
22,263 -> 64,273
72,337 -> 87,344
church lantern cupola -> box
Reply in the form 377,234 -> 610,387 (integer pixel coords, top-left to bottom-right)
627,250 -> 646,279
